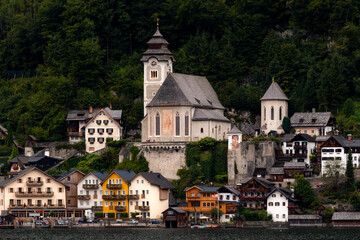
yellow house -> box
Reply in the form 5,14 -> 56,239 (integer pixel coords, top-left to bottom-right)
102,170 -> 136,218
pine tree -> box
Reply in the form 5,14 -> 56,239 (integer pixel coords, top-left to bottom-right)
282,117 -> 291,134
345,148 -> 355,192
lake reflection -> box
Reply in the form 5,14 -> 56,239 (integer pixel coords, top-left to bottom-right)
1,227 -> 360,240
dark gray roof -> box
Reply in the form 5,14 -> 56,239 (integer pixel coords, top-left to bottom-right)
217,186 -> 240,196
148,73 -> 225,110
253,168 -> 267,176
184,185 -> 219,192
141,26 -> 174,62
315,135 -> 330,142
291,112 -> 333,127
332,212 -> 360,221
139,172 -> 175,189
192,109 -> 230,123
260,82 -> 288,101
323,135 -> 360,148
9,150 -> 62,166
266,187 -> 297,202
227,125 -> 242,134
284,162 -> 306,169
90,171 -> 108,181
282,134 -> 315,143
288,215 -> 322,220
114,170 -> 136,184
104,107 -> 122,120
58,169 -> 85,180
270,167 -> 284,175
240,177 -> 275,190
163,207 -> 186,214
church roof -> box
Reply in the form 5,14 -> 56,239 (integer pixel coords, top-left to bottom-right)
260,82 -> 288,101
192,109 -> 230,122
147,73 -> 225,110
141,25 -> 174,62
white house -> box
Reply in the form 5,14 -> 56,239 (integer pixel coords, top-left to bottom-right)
217,186 -> 240,223
266,188 -> 297,222
321,135 -> 360,176
77,171 -> 108,218
281,134 -> 316,165
260,79 -> 288,135
128,172 -> 175,219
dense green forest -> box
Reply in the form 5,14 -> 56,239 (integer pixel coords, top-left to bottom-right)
0,0 -> 360,143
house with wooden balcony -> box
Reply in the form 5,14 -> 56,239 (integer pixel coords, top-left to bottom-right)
77,171 -> 108,218
129,172 -> 175,219
180,185 -> 219,221
237,178 -> 275,210
0,167 -> 67,218
217,186 -> 241,222
269,162 -> 312,187
58,169 -> 85,217
101,170 -> 136,219
67,106 -> 123,153
280,134 -> 316,165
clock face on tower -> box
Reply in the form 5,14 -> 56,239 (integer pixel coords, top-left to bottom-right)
151,61 -> 157,67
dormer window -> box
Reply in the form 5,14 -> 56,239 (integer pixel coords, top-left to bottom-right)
96,120 -> 101,125
312,118 -> 316,123
98,128 -> 104,134
104,120 -> 109,125
151,70 -> 158,79
88,128 -> 95,134
299,119 -> 304,123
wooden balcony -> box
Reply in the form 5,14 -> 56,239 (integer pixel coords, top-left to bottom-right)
102,195 -> 126,200
69,132 -> 84,137
106,184 -> 122,189
141,194 -> 145,199
78,195 -> 91,200
83,184 -> 99,190
15,191 -> 54,198
115,206 -> 126,212
26,181 -> 43,187
135,206 -> 150,211
127,195 -> 140,200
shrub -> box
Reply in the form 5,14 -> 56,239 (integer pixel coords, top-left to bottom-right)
107,213 -> 115,218
95,212 -> 104,218
120,212 -> 129,218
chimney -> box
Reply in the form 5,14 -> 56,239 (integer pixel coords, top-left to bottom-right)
348,134 -> 352,141
89,106 -> 93,114
109,104 -> 112,110
312,108 -> 316,113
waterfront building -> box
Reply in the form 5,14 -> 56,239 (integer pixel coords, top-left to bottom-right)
66,107 -> 123,153
162,207 -> 187,228
129,172 -> 175,219
77,171 -> 108,218
237,177 -> 275,210
320,135 -> 360,176
281,134 -> 316,165
332,212 -> 360,227
181,185 -> 219,220
217,186 -> 241,223
290,110 -> 335,136
58,169 -> 85,217
0,167 -> 67,218
260,79 -> 288,135
102,170 -> 136,219
266,187 -> 298,222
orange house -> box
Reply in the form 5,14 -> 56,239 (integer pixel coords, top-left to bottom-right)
181,185 -> 219,220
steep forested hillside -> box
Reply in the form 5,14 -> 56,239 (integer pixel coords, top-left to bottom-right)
0,0 -> 360,143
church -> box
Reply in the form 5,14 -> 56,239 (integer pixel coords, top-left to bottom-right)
141,23 -> 231,143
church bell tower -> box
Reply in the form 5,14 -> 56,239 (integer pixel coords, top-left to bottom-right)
141,19 -> 175,116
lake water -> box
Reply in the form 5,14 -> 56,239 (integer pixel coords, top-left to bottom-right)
1,227 -> 360,240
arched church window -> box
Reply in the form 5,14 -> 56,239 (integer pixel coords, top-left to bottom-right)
271,107 -> 274,120
151,71 -> 158,79
264,107 -> 266,121
279,107 -> 282,120
175,112 -> 180,136
185,112 -> 190,136
155,112 -> 160,136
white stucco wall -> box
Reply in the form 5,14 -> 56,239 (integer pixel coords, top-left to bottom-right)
128,175 -> 170,219
77,174 -> 103,216
266,190 -> 288,222
261,100 -> 288,134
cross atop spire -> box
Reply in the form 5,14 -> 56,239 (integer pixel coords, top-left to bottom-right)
157,18 -> 159,26
272,76 -> 275,82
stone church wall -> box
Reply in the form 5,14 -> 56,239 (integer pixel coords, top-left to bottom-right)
228,141 -> 275,185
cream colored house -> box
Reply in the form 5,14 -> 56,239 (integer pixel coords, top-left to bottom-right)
260,80 -> 288,134
84,108 -> 123,153
77,171 -> 108,218
129,172 -> 174,218
0,167 -> 67,218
